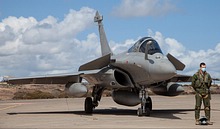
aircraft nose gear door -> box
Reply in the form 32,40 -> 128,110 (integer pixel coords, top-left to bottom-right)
137,86 -> 152,116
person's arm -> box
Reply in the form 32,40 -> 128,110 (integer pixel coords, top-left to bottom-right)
208,74 -> 212,88
191,74 -> 198,91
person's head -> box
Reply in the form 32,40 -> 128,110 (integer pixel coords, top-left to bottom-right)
200,62 -> 206,72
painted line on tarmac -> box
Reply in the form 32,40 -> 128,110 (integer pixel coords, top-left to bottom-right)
0,102 -> 34,111
0,104 -> 20,111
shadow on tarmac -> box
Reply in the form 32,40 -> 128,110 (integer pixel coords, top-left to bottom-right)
7,108 -> 194,119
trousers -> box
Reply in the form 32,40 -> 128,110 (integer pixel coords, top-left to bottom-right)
195,92 -> 211,120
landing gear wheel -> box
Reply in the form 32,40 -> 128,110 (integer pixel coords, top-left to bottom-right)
137,107 -> 150,116
137,86 -> 152,117
84,97 -> 93,114
145,107 -> 150,116
146,97 -> 152,111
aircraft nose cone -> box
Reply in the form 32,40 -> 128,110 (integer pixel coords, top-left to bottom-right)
150,59 -> 176,81
163,60 -> 176,77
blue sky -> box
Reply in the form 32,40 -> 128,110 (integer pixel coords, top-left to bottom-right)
0,0 -> 220,78
1,0 -> 220,50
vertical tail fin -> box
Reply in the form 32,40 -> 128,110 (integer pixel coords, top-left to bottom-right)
94,11 -> 113,56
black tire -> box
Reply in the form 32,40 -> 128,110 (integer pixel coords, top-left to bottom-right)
145,107 -> 150,116
145,97 -> 152,111
84,97 -> 93,114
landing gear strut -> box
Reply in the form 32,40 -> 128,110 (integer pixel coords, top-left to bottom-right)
137,86 -> 152,116
84,85 -> 104,114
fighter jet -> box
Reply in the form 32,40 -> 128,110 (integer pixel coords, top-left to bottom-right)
6,11 -> 187,116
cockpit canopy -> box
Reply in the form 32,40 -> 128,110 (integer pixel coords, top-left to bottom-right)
128,37 -> 163,55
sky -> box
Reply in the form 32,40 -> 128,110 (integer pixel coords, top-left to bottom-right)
0,0 -> 220,80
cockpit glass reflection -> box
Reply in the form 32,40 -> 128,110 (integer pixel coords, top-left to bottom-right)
128,37 -> 163,55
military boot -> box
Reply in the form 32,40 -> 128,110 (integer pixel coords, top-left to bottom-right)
207,120 -> 213,125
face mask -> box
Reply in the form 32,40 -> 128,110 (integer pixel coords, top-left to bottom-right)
201,68 -> 206,72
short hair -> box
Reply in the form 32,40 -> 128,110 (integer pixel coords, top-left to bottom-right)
200,62 -> 206,67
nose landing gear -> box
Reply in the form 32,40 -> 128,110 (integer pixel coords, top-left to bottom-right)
137,86 -> 152,116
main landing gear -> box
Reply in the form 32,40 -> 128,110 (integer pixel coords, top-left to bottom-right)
137,86 -> 152,116
84,97 -> 93,114
84,85 -> 152,117
84,86 -> 104,114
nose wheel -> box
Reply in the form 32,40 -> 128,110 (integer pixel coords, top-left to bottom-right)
137,97 -> 152,116
137,86 -> 152,116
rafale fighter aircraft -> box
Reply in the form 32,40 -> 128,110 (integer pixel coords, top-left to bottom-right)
6,11 -> 187,116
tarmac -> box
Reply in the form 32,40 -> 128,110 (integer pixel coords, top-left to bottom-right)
0,94 -> 220,129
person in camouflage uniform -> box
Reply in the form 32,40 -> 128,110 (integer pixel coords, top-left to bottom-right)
191,62 -> 213,125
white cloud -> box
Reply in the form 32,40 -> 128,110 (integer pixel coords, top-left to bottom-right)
0,6 -> 219,80
112,0 -> 177,18
110,38 -> 136,54
0,7 -> 98,77
0,16 -> 37,33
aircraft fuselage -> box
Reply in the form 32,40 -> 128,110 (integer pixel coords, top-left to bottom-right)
112,52 -> 177,86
